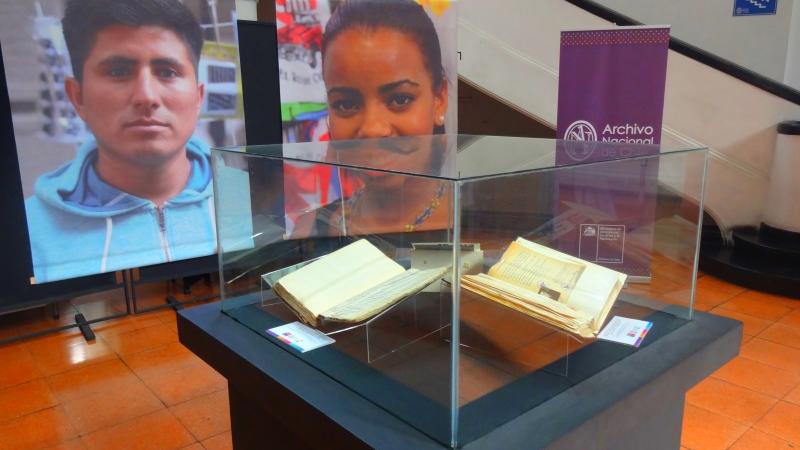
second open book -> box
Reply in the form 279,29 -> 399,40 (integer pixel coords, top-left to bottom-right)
462,237 -> 627,338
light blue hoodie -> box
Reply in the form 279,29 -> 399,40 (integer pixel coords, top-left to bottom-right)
25,136 -> 219,283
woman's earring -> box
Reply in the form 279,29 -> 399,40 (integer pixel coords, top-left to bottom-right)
436,115 -> 445,126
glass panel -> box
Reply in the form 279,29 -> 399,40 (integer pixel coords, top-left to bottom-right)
455,148 -> 707,445
213,135 -> 705,181
213,136 -> 707,448
216,147 -> 459,445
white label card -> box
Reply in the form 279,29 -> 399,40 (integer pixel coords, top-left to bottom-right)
597,316 -> 652,347
267,322 -> 335,353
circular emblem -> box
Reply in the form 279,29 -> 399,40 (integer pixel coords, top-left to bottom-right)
562,120 -> 598,161
564,120 -> 597,142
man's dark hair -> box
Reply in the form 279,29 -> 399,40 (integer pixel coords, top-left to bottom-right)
62,0 -> 204,81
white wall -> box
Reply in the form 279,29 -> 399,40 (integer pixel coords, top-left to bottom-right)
593,0 -> 794,84
784,0 -> 800,87
457,0 -> 800,232
235,0 -> 259,20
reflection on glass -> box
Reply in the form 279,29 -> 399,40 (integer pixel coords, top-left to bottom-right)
289,136 -> 453,238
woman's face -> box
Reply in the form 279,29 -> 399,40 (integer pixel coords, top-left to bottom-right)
323,27 -> 448,140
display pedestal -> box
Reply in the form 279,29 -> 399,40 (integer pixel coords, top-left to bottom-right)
178,301 -> 741,450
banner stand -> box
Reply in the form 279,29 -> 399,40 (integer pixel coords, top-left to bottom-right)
0,19 -> 284,343
126,255 -> 218,314
0,270 -> 132,345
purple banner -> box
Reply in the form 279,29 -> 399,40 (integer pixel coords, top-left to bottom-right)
554,26 -> 670,278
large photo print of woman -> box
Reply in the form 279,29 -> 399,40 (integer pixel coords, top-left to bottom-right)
276,0 -> 458,236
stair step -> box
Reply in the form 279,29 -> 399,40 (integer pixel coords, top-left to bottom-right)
732,226 -> 800,260
699,244 -> 800,299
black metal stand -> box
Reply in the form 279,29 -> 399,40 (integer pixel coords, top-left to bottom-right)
74,313 -> 96,341
0,270 -> 133,346
130,268 -> 219,315
0,307 -> 128,346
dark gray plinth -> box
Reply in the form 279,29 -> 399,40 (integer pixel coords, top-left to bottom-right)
178,302 -> 741,450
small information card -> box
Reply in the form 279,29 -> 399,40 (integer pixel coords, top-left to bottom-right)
597,316 -> 652,347
267,322 -> 335,353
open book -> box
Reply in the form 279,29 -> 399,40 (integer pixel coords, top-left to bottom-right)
272,239 -> 448,327
461,237 -> 627,338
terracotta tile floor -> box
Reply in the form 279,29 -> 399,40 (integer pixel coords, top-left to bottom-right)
0,282 -> 230,450
683,275 -> 800,450
0,273 -> 798,449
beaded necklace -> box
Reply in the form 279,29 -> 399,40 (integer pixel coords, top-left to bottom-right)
340,182 -> 447,233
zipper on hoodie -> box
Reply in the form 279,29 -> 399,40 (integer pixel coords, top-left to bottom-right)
155,205 -> 173,262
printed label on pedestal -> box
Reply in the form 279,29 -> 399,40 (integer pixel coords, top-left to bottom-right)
267,322 -> 335,353
598,316 -> 652,347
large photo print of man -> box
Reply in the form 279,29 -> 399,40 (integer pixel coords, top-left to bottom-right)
1,0 -> 243,283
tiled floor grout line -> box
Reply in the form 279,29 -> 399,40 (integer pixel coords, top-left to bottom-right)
27,318 -> 188,444
707,372 -> 800,401
103,321 -> 229,449
734,410 -> 799,448
76,407 -> 198,449
682,403 -> 749,450
44,359 -> 163,442
695,374 -> 790,401
751,410 -> 800,448
0,370 -> 45,394
686,389 -> 775,428
724,428 -> 750,450
200,430 -> 232,449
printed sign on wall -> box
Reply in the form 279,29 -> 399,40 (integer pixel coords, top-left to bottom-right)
733,0 -> 778,16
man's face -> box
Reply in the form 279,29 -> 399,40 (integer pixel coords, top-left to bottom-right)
66,25 -> 204,167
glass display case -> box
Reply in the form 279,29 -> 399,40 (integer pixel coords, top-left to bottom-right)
211,135 -> 708,448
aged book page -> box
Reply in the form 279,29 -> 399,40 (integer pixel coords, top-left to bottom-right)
488,241 -> 585,303
274,239 -> 406,325
462,273 -> 595,337
463,237 -> 627,338
514,237 -> 626,331
320,266 -> 448,322
273,239 -> 448,326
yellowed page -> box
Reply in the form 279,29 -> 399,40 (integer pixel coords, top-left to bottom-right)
321,267 -> 448,322
276,239 -> 405,319
462,274 -> 594,337
514,237 -> 627,332
488,241 -> 585,303
567,273 -> 626,332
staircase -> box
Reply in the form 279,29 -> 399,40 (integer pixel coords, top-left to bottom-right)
701,222 -> 800,298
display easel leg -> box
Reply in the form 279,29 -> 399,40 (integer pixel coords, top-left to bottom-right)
123,270 -> 133,315
166,295 -> 185,311
131,275 -> 219,314
75,313 -> 95,341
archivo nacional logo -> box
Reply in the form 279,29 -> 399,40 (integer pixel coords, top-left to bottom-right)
565,120 -> 597,142
565,119 -> 656,145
